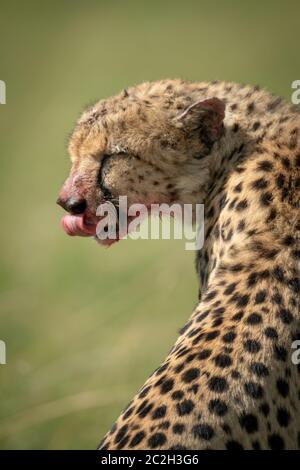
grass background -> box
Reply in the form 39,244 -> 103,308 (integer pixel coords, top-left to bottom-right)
0,0 -> 299,449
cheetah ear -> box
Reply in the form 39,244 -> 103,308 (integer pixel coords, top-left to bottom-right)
174,97 -> 225,142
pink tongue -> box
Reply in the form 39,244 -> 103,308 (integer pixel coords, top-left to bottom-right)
61,214 -> 96,237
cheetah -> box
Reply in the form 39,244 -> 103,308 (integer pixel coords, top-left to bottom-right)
57,80 -> 300,450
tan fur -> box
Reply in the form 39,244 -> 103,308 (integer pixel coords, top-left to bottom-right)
63,80 -> 300,449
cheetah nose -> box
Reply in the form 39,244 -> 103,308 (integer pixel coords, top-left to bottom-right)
57,196 -> 87,215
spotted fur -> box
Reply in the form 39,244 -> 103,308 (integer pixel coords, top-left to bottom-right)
66,80 -> 300,450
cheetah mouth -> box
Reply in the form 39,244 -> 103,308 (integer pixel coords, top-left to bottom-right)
61,214 -> 98,237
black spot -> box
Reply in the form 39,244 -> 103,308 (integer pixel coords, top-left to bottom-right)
224,283 -> 237,295
247,102 -> 255,114
213,307 -> 225,315
226,441 -> 244,450
169,445 -> 188,450
208,376 -> 228,393
208,399 -> 228,416
292,249 -> 300,259
188,383 -> 199,395
233,182 -> 243,193
278,308 -> 293,325
231,370 -> 241,380
282,235 -> 294,246
138,402 -> 153,418
225,228 -> 233,241
160,379 -> 174,394
274,345 -> 288,362
109,422 -> 117,434
240,413 -> 258,433
114,425 -> 128,444
171,390 -> 184,401
213,318 -> 223,327
268,434 -> 285,450
252,440 -> 261,450
273,266 -> 285,282
276,379 -> 289,398
276,407 -> 290,427
175,346 -> 189,358
206,206 -> 215,219
281,157 -> 290,169
214,354 -> 232,368
244,339 -> 261,354
266,208 -> 277,223
179,321 -> 191,335
129,431 -> 145,448
288,277 -> 300,294
206,330 -> 220,341
259,402 -> 270,417
148,432 -> 167,448
139,386 -> 151,398
173,423 -> 185,435
236,294 -> 250,307
228,197 -> 238,210
237,220 -> 246,231
122,407 -> 134,420
272,293 -> 283,305
205,290 -> 218,301
155,364 -> 168,376
246,313 -> 262,325
257,160 -> 273,172
192,424 -> 214,441
196,311 -> 209,322
244,382 -> 264,399
236,199 -> 248,211
276,173 -> 285,189
260,192 -> 273,206
264,327 -> 278,340
182,368 -> 200,383
223,332 -> 236,343
232,311 -> 244,322
219,195 -> 227,209
159,421 -> 169,430
251,177 -> 268,190
222,423 -> 232,435
116,435 -> 129,449
267,97 -> 282,111
185,353 -> 197,363
176,399 -> 194,416
173,363 -> 184,373
255,290 -> 266,304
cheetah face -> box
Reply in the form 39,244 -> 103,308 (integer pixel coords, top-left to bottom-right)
57,82 -> 225,245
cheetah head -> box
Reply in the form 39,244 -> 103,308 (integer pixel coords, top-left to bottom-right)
57,80 -> 225,245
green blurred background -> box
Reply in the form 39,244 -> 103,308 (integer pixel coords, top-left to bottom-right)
0,0 -> 299,449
